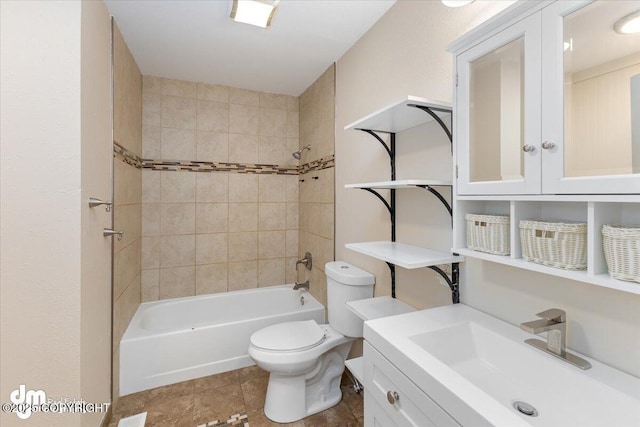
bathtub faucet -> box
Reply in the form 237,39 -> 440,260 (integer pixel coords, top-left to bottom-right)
293,281 -> 310,291
296,252 -> 312,271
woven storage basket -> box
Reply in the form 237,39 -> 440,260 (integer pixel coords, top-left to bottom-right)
602,225 -> 640,283
520,220 -> 587,270
466,214 -> 510,255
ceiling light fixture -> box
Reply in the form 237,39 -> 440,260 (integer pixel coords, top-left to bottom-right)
614,9 -> 640,34
229,0 -> 279,29
441,0 -> 475,7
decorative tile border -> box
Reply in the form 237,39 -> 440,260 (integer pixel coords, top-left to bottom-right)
114,141 -> 143,169
197,412 -> 249,427
113,142 -> 333,176
299,155 -> 335,175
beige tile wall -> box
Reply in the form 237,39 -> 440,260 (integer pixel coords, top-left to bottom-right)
112,24 -> 142,400
298,65 -> 336,308
141,76 -> 300,300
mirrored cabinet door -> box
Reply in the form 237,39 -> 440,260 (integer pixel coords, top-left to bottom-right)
542,0 -> 640,194
456,12 -> 541,195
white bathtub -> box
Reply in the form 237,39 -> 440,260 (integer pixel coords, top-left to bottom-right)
120,285 -> 325,396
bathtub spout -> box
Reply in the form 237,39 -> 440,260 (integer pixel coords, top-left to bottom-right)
293,281 -> 310,291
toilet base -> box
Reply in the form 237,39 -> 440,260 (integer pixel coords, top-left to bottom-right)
263,342 -> 352,423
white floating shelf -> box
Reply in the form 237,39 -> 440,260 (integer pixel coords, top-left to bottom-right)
344,96 -> 452,133
346,296 -> 417,322
346,241 -> 464,269
345,179 -> 452,189
455,248 -> 640,296
345,357 -> 364,384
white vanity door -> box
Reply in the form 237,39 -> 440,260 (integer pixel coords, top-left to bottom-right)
456,12 -> 542,195
541,0 -> 640,194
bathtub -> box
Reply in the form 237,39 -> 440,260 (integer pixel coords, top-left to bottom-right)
120,285 -> 325,396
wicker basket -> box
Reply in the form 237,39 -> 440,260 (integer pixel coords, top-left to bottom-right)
602,225 -> 640,283
466,214 -> 510,255
520,220 -> 587,270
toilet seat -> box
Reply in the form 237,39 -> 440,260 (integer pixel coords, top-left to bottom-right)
250,320 -> 325,352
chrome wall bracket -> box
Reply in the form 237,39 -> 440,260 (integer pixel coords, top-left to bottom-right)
89,197 -> 113,212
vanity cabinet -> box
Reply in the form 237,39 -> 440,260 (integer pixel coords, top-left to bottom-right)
452,0 -> 640,195
363,342 -> 460,427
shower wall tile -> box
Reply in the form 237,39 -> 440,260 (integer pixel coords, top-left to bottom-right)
196,173 -> 228,203
196,131 -> 228,162
230,88 -> 259,106
141,76 -> 304,301
258,258 -> 285,287
160,266 -> 195,299
229,232 -> 258,262
196,264 -> 228,294
228,261 -> 258,290
195,233 -> 228,265
259,203 -> 285,231
228,203 -> 258,232
228,134 -> 259,163
259,92 -> 288,110
161,172 -> 196,202
258,231 -> 285,259
142,203 -> 161,236
197,83 -> 229,103
142,125 -> 162,158
142,170 -> 161,203
298,64 -> 335,309
258,175 -> 286,202
162,78 -> 196,98
142,236 -> 161,270
160,235 -> 195,268
229,174 -> 259,202
160,203 -> 195,235
259,108 -> 286,137
197,100 -> 229,133
229,104 -> 259,135
141,269 -> 160,302
285,257 -> 298,284
113,23 -> 143,406
195,203 -> 228,233
162,95 -> 197,129
161,128 -> 196,160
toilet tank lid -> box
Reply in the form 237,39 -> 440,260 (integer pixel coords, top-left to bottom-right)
325,262 -> 375,286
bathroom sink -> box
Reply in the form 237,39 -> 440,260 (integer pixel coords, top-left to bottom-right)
363,305 -> 640,426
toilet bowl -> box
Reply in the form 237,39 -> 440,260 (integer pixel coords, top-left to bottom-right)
248,261 -> 375,423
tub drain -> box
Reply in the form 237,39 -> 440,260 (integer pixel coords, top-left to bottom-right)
513,401 -> 538,417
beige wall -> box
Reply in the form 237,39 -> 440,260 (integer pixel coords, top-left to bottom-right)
141,77 -> 300,300
112,24 -> 143,401
298,65 -> 336,309
1,1 -> 112,426
336,0 -> 640,378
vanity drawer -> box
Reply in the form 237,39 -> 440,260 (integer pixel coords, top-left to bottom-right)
363,342 -> 460,427
364,391 -> 396,427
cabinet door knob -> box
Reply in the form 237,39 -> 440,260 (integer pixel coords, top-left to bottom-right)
542,141 -> 555,150
522,144 -> 535,153
386,390 -> 400,404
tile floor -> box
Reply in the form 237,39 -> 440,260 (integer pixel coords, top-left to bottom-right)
110,366 -> 364,427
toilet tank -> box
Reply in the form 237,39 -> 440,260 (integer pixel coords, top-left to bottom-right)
325,261 -> 375,337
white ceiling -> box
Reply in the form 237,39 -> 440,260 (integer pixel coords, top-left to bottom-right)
105,0 -> 396,96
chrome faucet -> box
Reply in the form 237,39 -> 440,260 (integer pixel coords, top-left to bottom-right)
520,308 -> 591,370
293,280 -> 309,291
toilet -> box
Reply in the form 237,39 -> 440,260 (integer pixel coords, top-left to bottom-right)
248,261 -> 374,423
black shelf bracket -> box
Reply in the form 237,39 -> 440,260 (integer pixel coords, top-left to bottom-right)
428,262 -> 460,304
407,104 -> 453,144
416,185 -> 453,217
385,262 -> 396,299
